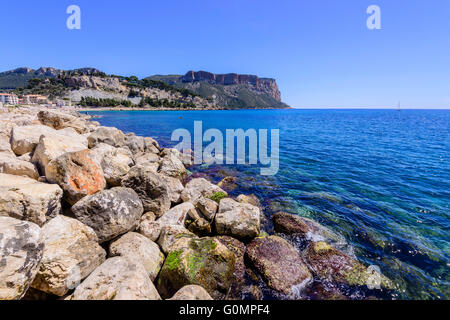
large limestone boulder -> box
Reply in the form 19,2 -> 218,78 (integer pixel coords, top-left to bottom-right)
160,175 -> 184,204
215,198 -> 260,241
138,202 -> 195,242
87,126 -> 126,149
0,152 -> 39,179
303,241 -> 393,289
121,165 -> 170,217
246,236 -> 312,296
156,236 -> 236,299
32,133 -> 88,176
0,217 -> 44,300
71,187 -> 144,243
196,197 -> 218,221
124,133 -> 145,154
158,151 -> 187,179
31,216 -> 106,296
38,110 -> 89,134
181,178 -> 227,205
10,124 -> 56,156
45,149 -> 106,205
0,136 -> 13,155
0,173 -> 63,226
109,232 -> 164,281
144,137 -> 160,154
168,285 -> 213,300
72,257 -> 161,300
91,143 -> 134,187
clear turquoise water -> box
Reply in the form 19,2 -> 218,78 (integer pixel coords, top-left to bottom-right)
88,109 -> 449,300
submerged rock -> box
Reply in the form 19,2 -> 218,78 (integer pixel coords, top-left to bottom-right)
121,165 -> 171,217
0,217 -> 44,300
45,149 -> 106,205
303,241 -> 393,289
0,173 -> 63,226
215,198 -> 260,241
246,235 -> 312,296
109,232 -> 164,281
31,216 -> 106,296
168,285 -> 213,300
72,257 -> 161,300
218,176 -> 238,192
156,236 -> 236,299
71,187 -> 144,243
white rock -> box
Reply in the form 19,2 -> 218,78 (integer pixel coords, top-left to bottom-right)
0,152 -> 39,179
0,217 -> 44,300
109,232 -> 164,281
72,257 -> 161,300
31,216 -> 106,296
0,173 -> 63,226
10,125 -> 56,156
181,178 -> 227,205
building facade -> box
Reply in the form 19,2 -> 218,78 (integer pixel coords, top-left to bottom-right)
0,93 -> 19,105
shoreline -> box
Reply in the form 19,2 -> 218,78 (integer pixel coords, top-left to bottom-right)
76,106 -> 292,112
0,106 -> 394,301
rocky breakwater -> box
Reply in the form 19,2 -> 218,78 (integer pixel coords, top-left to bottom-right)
0,106 -> 393,300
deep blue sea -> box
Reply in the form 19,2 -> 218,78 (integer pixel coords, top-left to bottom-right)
88,109 -> 449,300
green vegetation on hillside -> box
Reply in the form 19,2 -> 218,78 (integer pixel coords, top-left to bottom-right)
13,78 -> 68,99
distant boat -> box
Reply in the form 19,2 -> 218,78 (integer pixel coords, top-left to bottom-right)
397,102 -> 401,111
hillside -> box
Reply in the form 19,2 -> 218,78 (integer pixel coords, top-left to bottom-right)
0,67 -> 290,109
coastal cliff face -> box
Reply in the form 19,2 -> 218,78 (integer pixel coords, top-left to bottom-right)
181,71 -> 282,102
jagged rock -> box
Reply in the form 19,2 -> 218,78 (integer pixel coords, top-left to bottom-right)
236,194 -> 261,208
17,152 -> 32,162
0,173 -> 63,226
124,133 -> 145,154
160,175 -> 184,204
303,241 -> 393,289
91,143 -> 134,187
121,165 -> 170,216
216,236 -> 246,299
168,285 -> 213,300
32,133 -> 88,176
187,216 -> 212,236
71,187 -> 144,243
45,149 -> 106,205
144,137 -> 160,154
109,232 -> 164,281
31,216 -> 106,296
38,110 -> 89,134
181,178 -> 227,205
215,198 -> 260,241
138,212 -> 160,241
157,225 -> 195,254
272,212 -> 347,247
0,217 -> 44,300
72,257 -> 161,300
159,151 -> 187,178
156,237 -> 236,299
196,197 -> 218,221
87,126 -> 126,149
10,124 -> 57,156
246,236 -> 312,295
218,176 -> 238,192
0,152 -> 39,179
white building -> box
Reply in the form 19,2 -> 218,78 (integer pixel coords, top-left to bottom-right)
0,93 -> 19,105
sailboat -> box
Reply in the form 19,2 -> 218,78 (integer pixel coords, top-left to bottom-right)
397,102 -> 401,111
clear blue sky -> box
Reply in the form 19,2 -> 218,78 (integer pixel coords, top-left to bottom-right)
1,0 -> 449,108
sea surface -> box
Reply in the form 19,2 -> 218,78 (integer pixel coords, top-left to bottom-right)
88,109 -> 449,300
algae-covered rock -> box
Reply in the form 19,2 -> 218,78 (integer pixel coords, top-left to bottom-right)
156,236 -> 236,299
181,178 -> 227,205
304,241 -> 393,289
246,235 -> 312,296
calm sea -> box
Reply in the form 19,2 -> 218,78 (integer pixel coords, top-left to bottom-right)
88,109 -> 449,300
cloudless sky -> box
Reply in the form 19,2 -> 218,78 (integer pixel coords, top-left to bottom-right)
1,0 -> 449,108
